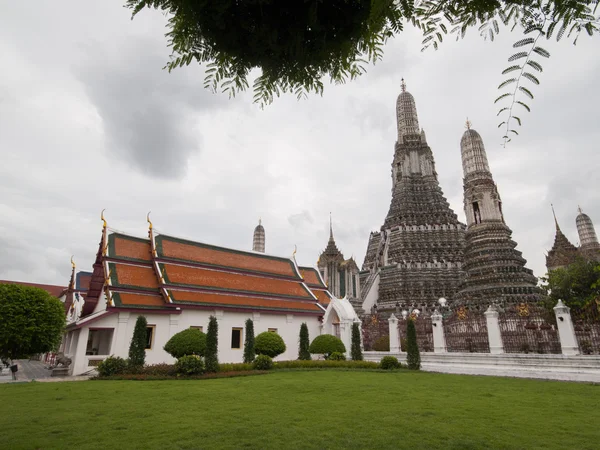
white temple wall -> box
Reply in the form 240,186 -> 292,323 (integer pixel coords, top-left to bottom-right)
67,309 -> 323,375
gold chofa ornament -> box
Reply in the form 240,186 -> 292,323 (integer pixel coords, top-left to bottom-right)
517,303 -> 530,317
457,306 -> 468,320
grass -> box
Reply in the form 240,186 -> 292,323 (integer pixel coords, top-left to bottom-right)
1,370 -> 599,449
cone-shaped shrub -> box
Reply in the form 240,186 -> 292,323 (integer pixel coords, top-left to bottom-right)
309,334 -> 345,359
351,322 -> 363,361
243,319 -> 255,363
164,328 -> 206,358
205,316 -> 219,373
128,315 -> 147,368
255,331 -> 286,358
406,319 -> 421,370
298,322 -> 311,360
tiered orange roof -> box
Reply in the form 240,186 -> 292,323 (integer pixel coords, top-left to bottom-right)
78,230 -> 331,317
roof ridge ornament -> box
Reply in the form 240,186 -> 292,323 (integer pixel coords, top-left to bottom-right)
401,78 -> 406,93
578,205 -> 583,214
101,209 -> 107,229
71,256 -> 76,270
465,117 -> 472,130
147,211 -> 153,230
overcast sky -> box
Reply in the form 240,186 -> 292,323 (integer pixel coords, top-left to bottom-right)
1,2 -> 598,287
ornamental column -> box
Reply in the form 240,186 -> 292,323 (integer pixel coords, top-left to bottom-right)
431,309 -> 447,353
388,314 -> 400,352
553,300 -> 579,355
484,305 -> 504,354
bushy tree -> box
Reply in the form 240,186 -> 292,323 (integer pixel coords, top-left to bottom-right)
351,322 -> 363,361
243,319 -> 256,363
175,355 -> 204,375
0,284 -> 65,360
97,356 -> 128,377
128,315 -> 148,368
380,355 -> 401,370
373,335 -> 390,352
406,319 -> 421,370
309,334 -> 346,359
298,322 -> 311,360
540,258 -> 600,311
164,328 -> 206,359
255,332 -> 286,358
205,316 -> 219,373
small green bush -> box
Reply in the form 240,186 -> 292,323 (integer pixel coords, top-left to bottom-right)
380,356 -> 401,370
175,355 -> 204,376
274,360 -> 379,370
373,335 -> 390,351
253,354 -> 274,370
219,362 -> 253,372
328,352 -> 346,361
255,332 -> 286,358
97,356 -> 128,377
309,334 -> 346,358
143,363 -> 176,376
164,328 -> 207,358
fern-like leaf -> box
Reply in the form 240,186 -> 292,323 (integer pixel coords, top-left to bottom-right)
513,37 -> 535,47
502,65 -> 521,75
522,72 -> 540,85
494,93 -> 512,103
519,86 -> 534,99
498,121 -> 506,128
497,107 -> 509,116
498,78 -> 517,89
513,116 -> 522,126
509,129 -> 519,135
508,52 -> 528,61
516,101 -> 531,112
526,60 -> 543,72
532,47 -> 550,58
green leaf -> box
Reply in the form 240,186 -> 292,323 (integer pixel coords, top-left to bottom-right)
526,60 -> 543,72
516,101 -> 531,112
498,79 -> 517,89
513,37 -> 535,47
519,86 -> 534,99
502,65 -> 521,75
508,52 -> 528,62
497,107 -> 509,116
498,121 -> 506,128
494,93 -> 511,103
532,47 -> 550,58
522,72 -> 540,85
509,129 -> 519,136
546,21 -> 557,40
513,116 -> 522,126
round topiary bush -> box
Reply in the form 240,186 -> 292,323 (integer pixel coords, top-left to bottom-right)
253,354 -> 274,370
164,328 -> 207,359
328,352 -> 346,361
309,334 -> 346,359
175,355 -> 204,376
255,332 -> 286,358
380,356 -> 401,370
97,356 -> 128,377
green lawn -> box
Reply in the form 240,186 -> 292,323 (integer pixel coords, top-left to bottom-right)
2,371 -> 599,449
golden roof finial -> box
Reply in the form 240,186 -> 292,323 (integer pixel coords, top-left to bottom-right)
401,78 -> 406,93
292,244 -> 297,259
551,203 -> 560,231
147,211 -> 153,230
101,209 -> 107,228
70,256 -> 76,270
465,118 -> 472,130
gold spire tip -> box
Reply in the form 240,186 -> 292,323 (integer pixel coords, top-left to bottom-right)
101,209 -> 107,228
465,118 -> 472,130
71,256 -> 76,269
292,245 -> 297,258
147,211 -> 153,230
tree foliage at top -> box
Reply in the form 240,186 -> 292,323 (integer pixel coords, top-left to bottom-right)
163,327 -> 207,358
540,257 -> 600,311
129,315 -> 148,368
126,1 -> 599,140
0,284 -> 65,361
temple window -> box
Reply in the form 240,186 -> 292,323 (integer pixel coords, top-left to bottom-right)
231,327 -> 243,349
145,325 -> 156,350
190,326 -> 203,332
472,202 -> 482,224
268,328 -> 278,333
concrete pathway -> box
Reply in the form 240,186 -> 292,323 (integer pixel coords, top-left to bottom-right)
14,359 -> 53,381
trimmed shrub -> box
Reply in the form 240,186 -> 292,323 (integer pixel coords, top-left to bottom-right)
143,363 -> 176,376
298,322 -> 311,360
128,316 -> 148,368
309,334 -> 346,359
406,319 -> 421,370
164,328 -> 207,358
219,362 -> 254,372
372,335 -> 390,351
175,355 -> 204,376
274,360 -> 379,370
351,322 -> 363,361
243,319 -> 256,363
255,332 -> 286,358
97,356 -> 128,377
328,352 -> 346,361
205,316 -> 219,373
253,354 -> 274,370
380,356 -> 401,370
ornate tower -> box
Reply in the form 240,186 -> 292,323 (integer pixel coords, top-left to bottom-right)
546,205 -> 579,272
576,207 -> 600,259
455,123 -> 539,306
360,80 -> 465,313
252,219 -> 265,253
318,216 -> 360,300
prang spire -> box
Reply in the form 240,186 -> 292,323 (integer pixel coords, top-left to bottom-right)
551,204 -> 560,231
576,206 -> 600,252
252,218 -> 265,253
396,78 -> 420,142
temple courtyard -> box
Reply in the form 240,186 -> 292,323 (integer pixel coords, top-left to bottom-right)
2,371 -> 599,449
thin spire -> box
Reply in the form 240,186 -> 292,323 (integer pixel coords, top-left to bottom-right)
329,212 -> 333,240
465,117 -> 472,130
551,204 -> 560,231
578,205 -> 583,214
259,217 -> 262,226
401,78 -> 406,93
